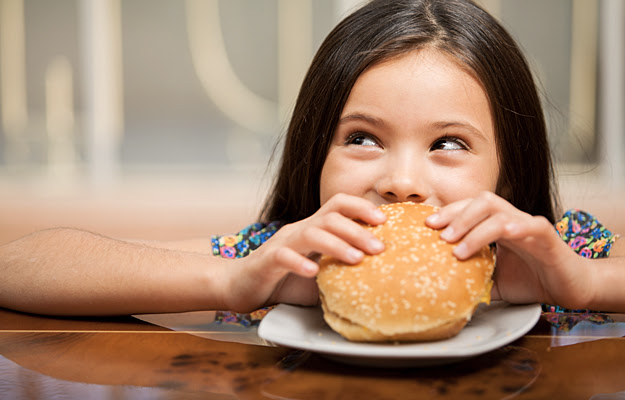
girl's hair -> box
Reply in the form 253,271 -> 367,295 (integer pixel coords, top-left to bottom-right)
260,0 -> 558,224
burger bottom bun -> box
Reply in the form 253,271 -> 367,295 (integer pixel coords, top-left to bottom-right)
321,300 -> 476,342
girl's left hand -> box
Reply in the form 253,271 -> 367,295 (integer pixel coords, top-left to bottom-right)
425,192 -> 593,309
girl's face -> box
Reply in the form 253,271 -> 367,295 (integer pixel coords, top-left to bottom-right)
320,48 -> 499,208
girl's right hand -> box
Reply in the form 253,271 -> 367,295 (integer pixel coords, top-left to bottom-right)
223,194 -> 387,312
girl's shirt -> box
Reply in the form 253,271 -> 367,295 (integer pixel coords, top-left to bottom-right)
211,221 -> 283,259
211,209 -> 618,321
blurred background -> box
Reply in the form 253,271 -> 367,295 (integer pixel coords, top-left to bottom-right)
0,0 -> 624,244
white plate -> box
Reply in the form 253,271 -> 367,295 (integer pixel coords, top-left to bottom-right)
258,301 -> 541,367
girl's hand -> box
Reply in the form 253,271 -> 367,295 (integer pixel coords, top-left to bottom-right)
223,193 -> 387,313
425,192 -> 593,309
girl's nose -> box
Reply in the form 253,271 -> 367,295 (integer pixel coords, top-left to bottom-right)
375,160 -> 429,203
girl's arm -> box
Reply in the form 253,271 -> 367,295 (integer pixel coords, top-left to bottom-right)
0,194 -> 386,317
0,228 -> 230,316
586,238 -> 625,311
129,237 -> 216,253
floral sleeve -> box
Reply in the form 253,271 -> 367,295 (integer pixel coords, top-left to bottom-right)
211,221 -> 282,259
210,221 -> 283,326
555,209 -> 617,258
544,209 -> 618,314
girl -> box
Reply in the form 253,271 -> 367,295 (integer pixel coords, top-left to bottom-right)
1,0 -> 623,316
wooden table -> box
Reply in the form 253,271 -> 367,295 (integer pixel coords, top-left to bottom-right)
1,307 -> 625,399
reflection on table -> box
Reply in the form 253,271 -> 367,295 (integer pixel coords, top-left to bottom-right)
1,306 -> 625,399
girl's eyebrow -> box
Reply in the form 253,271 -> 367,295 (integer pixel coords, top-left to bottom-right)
430,120 -> 490,141
338,113 -> 386,127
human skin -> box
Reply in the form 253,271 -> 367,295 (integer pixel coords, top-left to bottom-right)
320,48 -> 499,210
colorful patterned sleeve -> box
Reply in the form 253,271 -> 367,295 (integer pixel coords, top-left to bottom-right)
555,209 -> 617,258
211,221 -> 283,259
210,221 -> 283,326
543,209 -> 619,313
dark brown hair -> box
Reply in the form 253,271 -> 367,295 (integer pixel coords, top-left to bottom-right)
260,0 -> 558,224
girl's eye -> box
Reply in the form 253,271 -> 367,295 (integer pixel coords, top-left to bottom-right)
431,136 -> 468,151
345,133 -> 378,146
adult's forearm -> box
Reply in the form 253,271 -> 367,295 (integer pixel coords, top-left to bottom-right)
0,228 -> 227,316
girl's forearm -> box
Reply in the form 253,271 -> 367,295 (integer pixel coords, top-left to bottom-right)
129,237 -> 216,253
0,228 -> 229,316
588,238 -> 625,311
588,256 -> 625,312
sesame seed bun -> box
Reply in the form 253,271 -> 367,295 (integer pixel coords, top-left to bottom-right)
316,202 -> 495,342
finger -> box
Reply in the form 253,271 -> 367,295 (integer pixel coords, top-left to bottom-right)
298,226 -> 367,264
438,192 -> 508,243
318,211 -> 385,255
451,213 -> 510,259
453,213 -> 553,260
267,274 -> 319,306
272,246 -> 319,277
425,198 -> 472,229
322,193 -> 386,226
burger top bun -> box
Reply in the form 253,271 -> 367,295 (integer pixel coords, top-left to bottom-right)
316,202 -> 495,342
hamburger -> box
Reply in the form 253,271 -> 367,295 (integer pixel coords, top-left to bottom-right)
316,202 -> 495,342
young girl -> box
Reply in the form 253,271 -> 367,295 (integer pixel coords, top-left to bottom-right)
1,0 -> 623,316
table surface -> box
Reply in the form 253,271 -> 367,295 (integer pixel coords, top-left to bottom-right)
1,306 -> 625,400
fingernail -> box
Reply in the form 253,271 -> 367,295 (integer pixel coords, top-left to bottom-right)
368,238 -> 385,253
302,260 -> 318,274
440,226 -> 454,241
426,213 -> 439,224
373,209 -> 386,221
453,242 -> 469,259
347,248 -> 364,263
